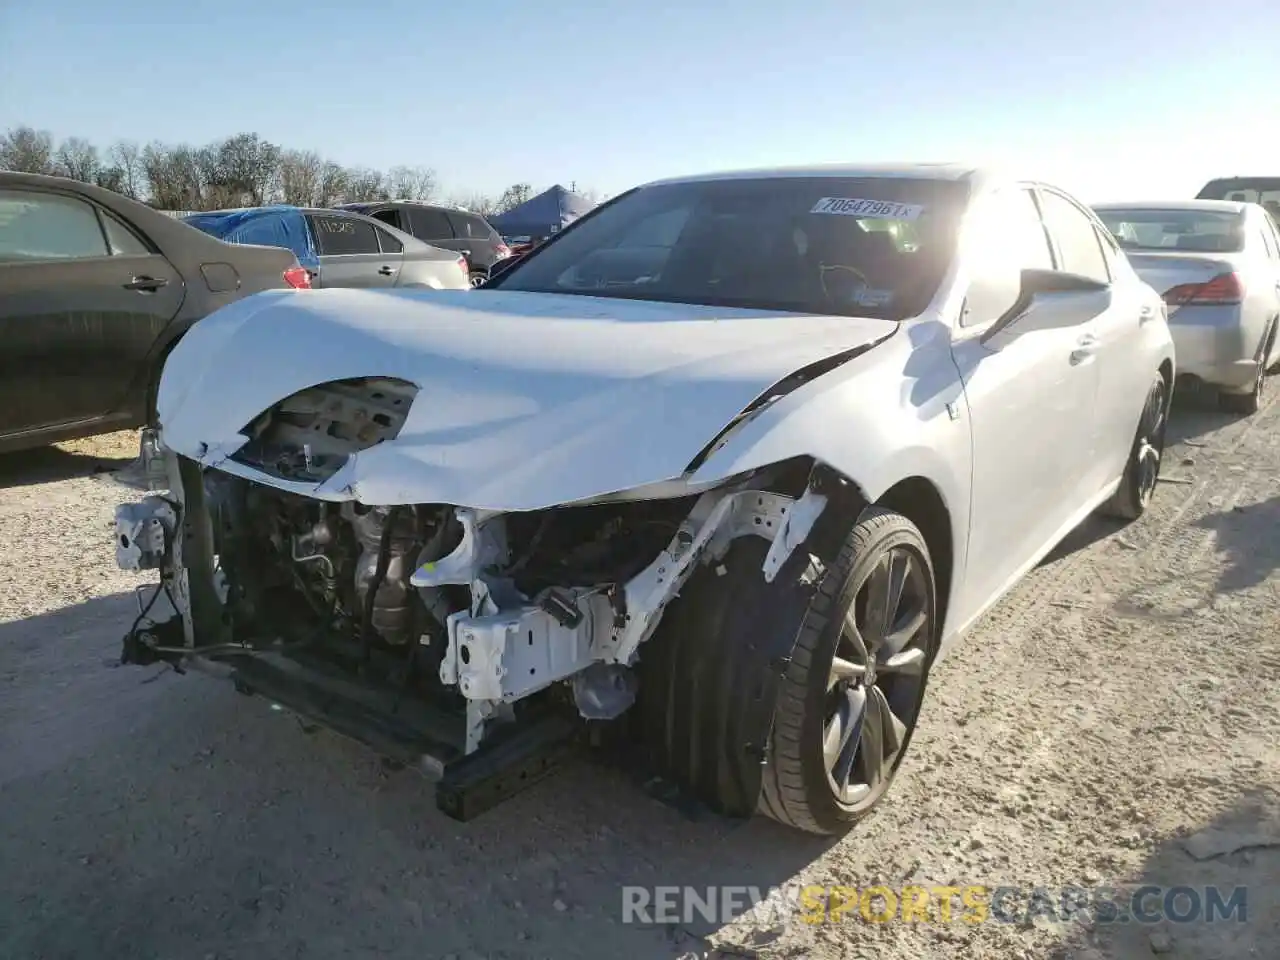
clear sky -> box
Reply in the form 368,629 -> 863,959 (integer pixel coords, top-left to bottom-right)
2,0 -> 1278,202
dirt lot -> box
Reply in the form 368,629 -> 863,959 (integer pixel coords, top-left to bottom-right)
1,396 -> 1278,960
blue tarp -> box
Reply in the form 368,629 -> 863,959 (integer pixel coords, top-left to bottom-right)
488,185 -> 594,239
183,205 -> 319,267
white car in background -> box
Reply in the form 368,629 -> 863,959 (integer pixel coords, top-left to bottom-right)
1094,200 -> 1280,413
114,164 -> 1174,836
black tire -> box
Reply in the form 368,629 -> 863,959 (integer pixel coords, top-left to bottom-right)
1218,324 -> 1273,415
1100,373 -> 1168,521
758,507 -> 938,835
468,270 -> 488,288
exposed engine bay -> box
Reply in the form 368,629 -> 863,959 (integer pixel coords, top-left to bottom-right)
115,378 -> 838,819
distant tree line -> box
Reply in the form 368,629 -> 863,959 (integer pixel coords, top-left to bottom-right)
0,125 -> 596,216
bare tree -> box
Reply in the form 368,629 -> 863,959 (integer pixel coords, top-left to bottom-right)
448,192 -> 498,215
94,166 -> 126,194
317,161 -> 349,207
280,149 -> 324,205
143,142 -> 210,211
107,141 -> 145,199
210,133 -> 281,207
495,182 -> 533,214
385,164 -> 437,201
343,167 -> 388,203
55,136 -> 99,182
0,126 -> 56,174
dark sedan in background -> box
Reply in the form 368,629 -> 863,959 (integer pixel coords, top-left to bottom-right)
0,172 -> 305,454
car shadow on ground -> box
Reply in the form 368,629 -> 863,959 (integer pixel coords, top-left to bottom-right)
0,445 -> 137,491
0,592 -> 833,960
1043,787 -> 1280,960
1192,494 -> 1280,595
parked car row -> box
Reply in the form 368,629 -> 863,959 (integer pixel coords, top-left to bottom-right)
182,205 -> 472,292
3,167 -> 1277,463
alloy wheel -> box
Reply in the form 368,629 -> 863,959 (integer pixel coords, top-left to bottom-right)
823,544 -> 932,808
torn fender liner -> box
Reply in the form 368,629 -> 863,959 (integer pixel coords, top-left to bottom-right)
156,287 -> 898,510
636,535 -> 818,816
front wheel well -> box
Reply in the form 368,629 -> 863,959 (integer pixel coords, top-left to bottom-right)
875,477 -> 953,635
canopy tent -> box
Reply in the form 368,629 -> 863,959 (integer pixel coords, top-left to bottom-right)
488,185 -> 594,239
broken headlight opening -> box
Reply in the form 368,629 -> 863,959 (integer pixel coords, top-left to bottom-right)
114,424 -> 838,821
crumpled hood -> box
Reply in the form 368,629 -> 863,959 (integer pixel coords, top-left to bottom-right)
158,287 -> 897,510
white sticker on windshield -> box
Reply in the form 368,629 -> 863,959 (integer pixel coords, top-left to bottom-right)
811,197 -> 924,220
854,288 -> 895,308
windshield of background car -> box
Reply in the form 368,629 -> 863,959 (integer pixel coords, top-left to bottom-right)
1197,179 -> 1280,220
488,176 -> 970,319
1096,208 -> 1245,253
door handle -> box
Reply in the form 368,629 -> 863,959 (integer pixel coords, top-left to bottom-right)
123,275 -> 168,292
1070,333 -> 1099,365
377,265 -> 395,276
1139,304 -> 1157,324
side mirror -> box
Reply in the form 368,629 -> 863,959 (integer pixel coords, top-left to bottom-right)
980,268 -> 1108,346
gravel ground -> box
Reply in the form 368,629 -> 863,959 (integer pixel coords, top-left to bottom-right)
1,396 -> 1278,960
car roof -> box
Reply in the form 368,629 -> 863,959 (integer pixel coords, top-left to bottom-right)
1092,199 -> 1249,214
642,162 -> 984,188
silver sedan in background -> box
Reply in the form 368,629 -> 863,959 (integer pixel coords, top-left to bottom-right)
1094,200 -> 1280,413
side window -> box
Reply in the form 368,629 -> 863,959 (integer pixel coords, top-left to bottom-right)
101,211 -> 151,256
311,215 -> 380,255
375,226 -> 403,254
446,212 -> 496,240
408,207 -> 454,240
0,189 -> 109,261
1038,190 -> 1110,283
960,187 -> 1052,328
370,209 -> 404,231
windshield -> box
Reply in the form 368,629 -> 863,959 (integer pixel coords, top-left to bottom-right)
1095,208 -> 1245,253
487,176 -> 970,319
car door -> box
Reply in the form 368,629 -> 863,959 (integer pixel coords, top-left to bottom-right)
949,185 -> 1101,616
0,186 -> 184,437
306,213 -> 397,288
1037,188 -> 1145,496
406,206 -> 462,256
370,222 -> 406,285
446,211 -> 499,270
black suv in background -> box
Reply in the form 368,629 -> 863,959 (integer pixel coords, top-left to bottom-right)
337,201 -> 509,286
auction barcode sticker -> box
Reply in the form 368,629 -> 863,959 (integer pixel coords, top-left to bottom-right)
810,197 -> 924,220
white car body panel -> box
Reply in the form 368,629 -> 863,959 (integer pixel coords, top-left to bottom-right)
154,166 -> 1176,663
157,287 -> 897,510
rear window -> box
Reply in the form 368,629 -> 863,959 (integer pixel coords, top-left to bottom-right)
446,212 -> 496,241
229,214 -> 310,260
488,176 -> 969,319
1095,208 -> 1245,253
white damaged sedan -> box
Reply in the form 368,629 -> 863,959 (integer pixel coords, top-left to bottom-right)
114,164 -> 1175,835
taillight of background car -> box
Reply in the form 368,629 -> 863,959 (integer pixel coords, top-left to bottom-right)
283,266 -> 312,289
1163,272 -> 1243,307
